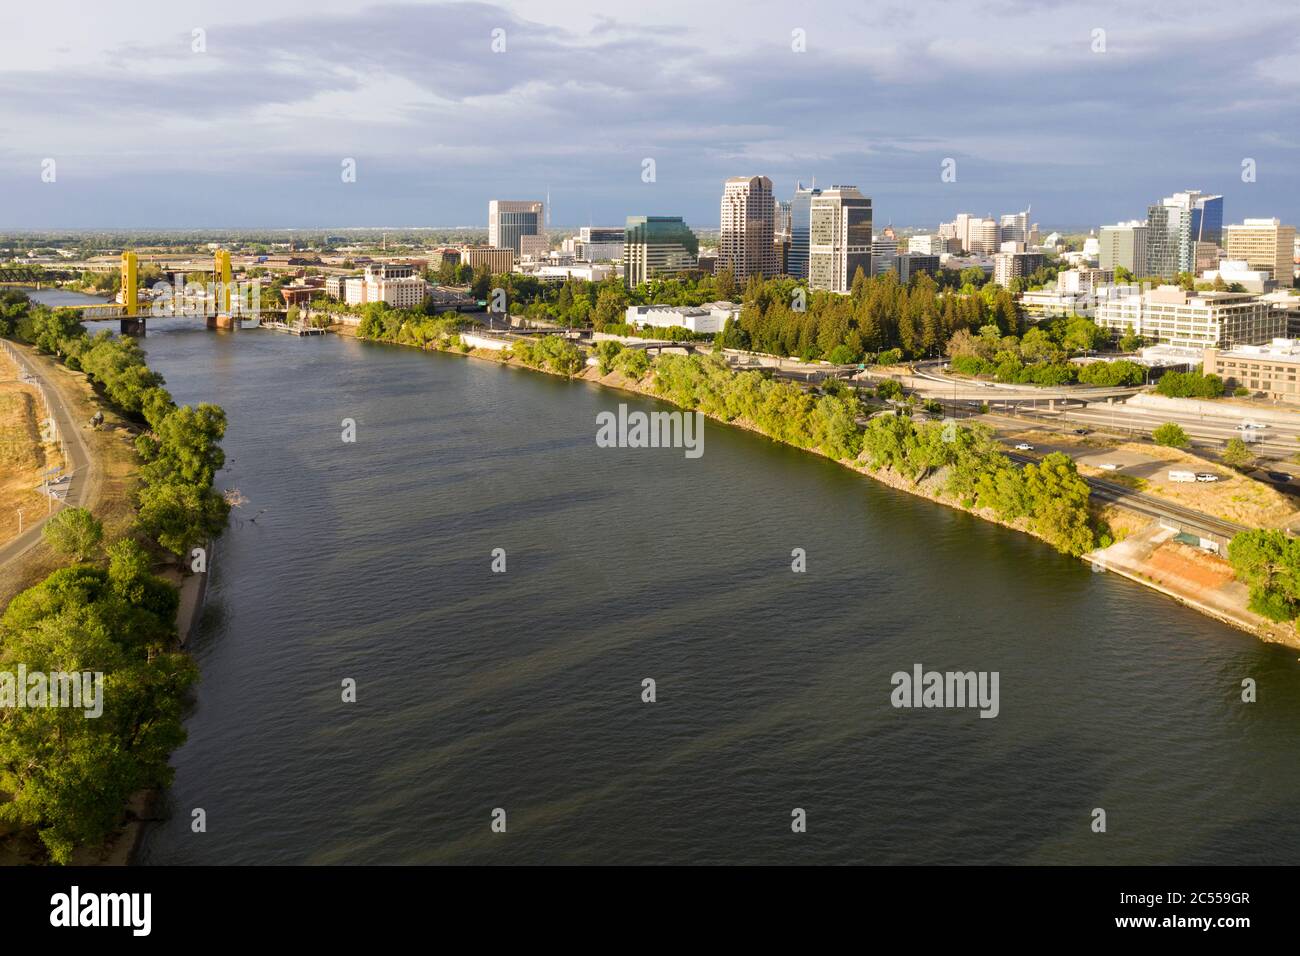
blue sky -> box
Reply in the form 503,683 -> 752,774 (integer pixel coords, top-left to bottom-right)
1,0 -> 1297,231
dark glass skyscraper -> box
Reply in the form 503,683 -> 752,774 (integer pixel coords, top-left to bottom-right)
624,216 -> 699,288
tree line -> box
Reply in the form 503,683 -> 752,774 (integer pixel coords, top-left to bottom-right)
0,291 -> 229,862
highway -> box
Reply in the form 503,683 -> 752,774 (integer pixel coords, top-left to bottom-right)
1004,450 -> 1248,543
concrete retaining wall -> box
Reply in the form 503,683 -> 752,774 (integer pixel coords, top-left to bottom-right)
1127,393 -> 1300,424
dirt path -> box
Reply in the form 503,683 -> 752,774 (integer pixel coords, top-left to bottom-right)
0,341 -> 139,606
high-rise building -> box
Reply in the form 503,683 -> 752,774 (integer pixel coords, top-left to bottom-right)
624,216 -> 699,288
1146,191 -> 1224,279
719,176 -> 779,280
1099,221 -> 1149,276
895,253 -> 940,283
992,251 -> 1045,288
808,186 -> 873,293
941,213 -> 1000,255
1225,219 -> 1296,288
775,199 -> 792,238
871,235 -> 897,277
575,227 -> 625,262
488,200 -> 544,257
1000,209 -> 1030,244
788,183 -> 821,279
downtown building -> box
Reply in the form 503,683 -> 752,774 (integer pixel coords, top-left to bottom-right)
488,200 -> 545,258
1095,286 -> 1282,349
992,249 -> 1045,288
808,186 -> 873,293
1098,221 -> 1149,276
787,183 -> 821,279
458,246 -> 515,275
343,262 -> 429,309
718,176 -> 779,280
573,227 -> 625,262
623,216 -> 699,288
1224,218 -> 1296,289
1145,190 -> 1223,279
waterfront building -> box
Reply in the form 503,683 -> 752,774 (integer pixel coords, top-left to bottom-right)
342,262 -> 429,309
624,301 -> 740,335
808,186 -> 873,292
488,200 -> 544,256
624,216 -> 699,288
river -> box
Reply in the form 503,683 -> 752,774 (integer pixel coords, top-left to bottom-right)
130,320 -> 1300,864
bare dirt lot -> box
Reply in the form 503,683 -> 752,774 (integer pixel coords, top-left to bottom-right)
0,345 -> 141,606
0,350 -> 64,544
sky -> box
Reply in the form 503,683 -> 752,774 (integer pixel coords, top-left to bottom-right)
1,0 -> 1297,231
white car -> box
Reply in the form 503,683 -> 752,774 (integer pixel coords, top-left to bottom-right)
1013,442 -> 1034,451
1099,463 -> 1120,471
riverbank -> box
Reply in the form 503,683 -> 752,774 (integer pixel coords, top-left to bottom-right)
331,324 -> 1294,647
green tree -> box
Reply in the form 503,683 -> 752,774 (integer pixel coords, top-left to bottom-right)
1221,437 -> 1255,470
41,507 -> 103,561
1152,422 -> 1190,448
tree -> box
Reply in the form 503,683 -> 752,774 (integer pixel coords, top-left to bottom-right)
41,508 -> 103,561
1221,437 -> 1255,470
1152,422 -> 1190,448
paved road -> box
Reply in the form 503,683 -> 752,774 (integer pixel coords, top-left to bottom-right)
0,343 -> 94,571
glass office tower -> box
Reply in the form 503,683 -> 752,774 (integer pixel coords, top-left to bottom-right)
788,183 -> 821,279
624,216 -> 700,288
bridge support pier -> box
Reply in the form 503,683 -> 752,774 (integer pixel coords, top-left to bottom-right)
206,313 -> 239,330
120,317 -> 146,336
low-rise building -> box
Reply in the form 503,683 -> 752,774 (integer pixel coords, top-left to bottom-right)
344,262 -> 429,308
624,301 -> 739,334
1203,338 -> 1300,401
458,246 -> 515,275
1259,291 -> 1300,336
1095,286 -> 1283,349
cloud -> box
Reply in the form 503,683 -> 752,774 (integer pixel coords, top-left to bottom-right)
0,0 -> 1297,228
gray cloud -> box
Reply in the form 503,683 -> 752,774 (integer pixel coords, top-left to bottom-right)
0,0 -> 1296,229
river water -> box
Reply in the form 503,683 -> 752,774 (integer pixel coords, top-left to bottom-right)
127,320 -> 1300,865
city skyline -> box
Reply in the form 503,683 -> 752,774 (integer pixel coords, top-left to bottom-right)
1,0 -> 1298,229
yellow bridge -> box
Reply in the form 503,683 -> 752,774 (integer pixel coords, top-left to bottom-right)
68,251 -> 254,332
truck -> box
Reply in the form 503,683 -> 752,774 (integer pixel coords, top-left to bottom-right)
1168,470 -> 1196,483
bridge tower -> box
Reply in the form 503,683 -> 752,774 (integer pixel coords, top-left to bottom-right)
207,250 -> 237,329
119,251 -> 145,335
